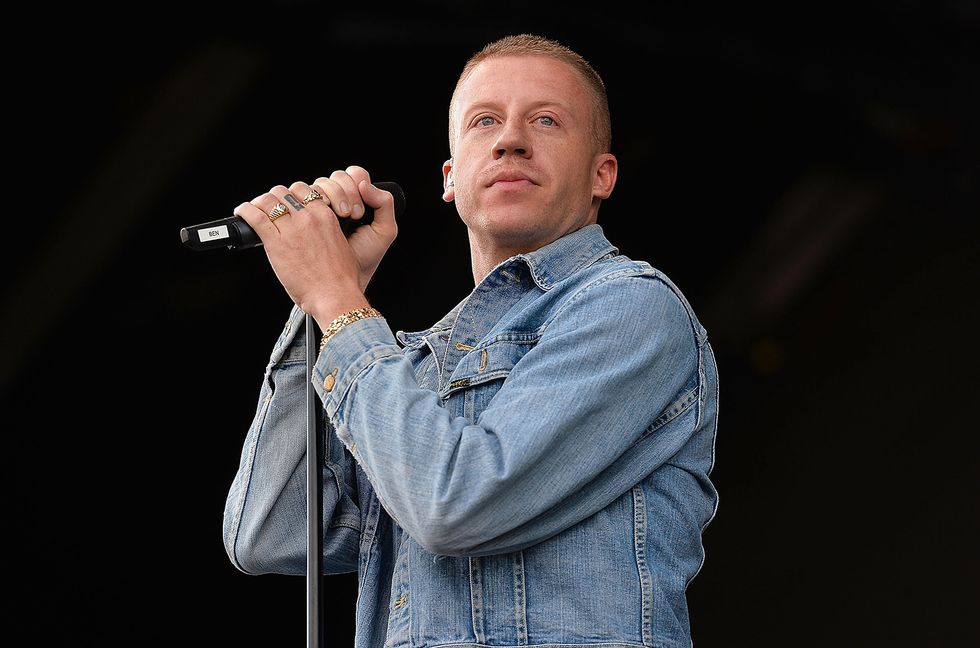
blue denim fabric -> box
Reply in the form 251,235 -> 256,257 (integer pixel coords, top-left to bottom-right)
223,224 -> 719,648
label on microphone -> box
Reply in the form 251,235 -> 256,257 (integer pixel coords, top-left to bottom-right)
198,225 -> 230,242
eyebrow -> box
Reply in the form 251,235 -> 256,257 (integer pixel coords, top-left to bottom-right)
461,99 -> 574,121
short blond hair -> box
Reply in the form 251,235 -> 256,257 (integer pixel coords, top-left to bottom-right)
448,34 -> 612,157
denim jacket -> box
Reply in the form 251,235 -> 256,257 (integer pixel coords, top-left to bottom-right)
223,224 -> 719,648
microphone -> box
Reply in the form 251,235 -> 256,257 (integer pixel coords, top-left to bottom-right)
179,181 -> 406,251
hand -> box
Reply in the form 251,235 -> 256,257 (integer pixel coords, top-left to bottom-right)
309,166 -> 399,291
233,166 -> 398,328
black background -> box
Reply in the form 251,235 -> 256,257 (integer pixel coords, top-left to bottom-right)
7,2 -> 979,645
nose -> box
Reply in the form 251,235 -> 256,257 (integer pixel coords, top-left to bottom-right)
491,120 -> 532,160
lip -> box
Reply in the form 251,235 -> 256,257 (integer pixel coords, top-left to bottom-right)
491,179 -> 535,189
486,170 -> 537,187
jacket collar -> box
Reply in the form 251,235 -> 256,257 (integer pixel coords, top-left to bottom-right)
515,223 -> 618,291
396,224 -> 618,347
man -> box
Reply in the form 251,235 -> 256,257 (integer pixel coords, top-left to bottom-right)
224,34 -> 719,647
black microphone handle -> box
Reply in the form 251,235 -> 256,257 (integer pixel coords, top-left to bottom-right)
179,181 -> 404,251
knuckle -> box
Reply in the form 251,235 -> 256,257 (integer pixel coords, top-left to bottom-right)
288,181 -> 307,192
329,170 -> 353,185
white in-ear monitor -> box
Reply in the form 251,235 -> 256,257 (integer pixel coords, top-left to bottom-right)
446,170 -> 454,187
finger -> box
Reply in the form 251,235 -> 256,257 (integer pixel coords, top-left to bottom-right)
345,164 -> 372,189
289,181 -> 334,217
239,189 -> 293,238
313,174 -> 355,217
288,181 -> 347,239
311,177 -> 354,222
329,169 -> 363,219
234,200 -> 280,243
346,166 -> 377,222
289,181 -> 324,208
268,185 -> 306,223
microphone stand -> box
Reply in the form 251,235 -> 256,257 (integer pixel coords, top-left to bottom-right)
178,181 -> 404,647
306,313 -> 324,647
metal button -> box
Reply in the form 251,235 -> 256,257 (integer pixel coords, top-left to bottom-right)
323,368 -> 339,392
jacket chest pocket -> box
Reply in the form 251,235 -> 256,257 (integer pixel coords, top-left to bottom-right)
443,335 -> 538,420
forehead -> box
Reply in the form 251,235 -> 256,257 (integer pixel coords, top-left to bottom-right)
455,55 -> 590,113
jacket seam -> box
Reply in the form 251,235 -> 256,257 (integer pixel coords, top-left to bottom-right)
632,485 -> 654,645
327,518 -> 361,532
228,391 -> 274,574
635,385 -> 699,445
540,266 -> 651,333
685,343 -> 721,590
329,346 -> 403,419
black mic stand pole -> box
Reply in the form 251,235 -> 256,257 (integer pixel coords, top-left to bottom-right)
306,313 -> 324,647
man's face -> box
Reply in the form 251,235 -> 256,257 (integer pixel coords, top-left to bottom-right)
445,55 -> 615,254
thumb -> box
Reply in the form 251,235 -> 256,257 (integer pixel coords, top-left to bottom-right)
359,180 -> 398,237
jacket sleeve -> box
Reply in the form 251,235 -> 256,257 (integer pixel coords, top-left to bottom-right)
222,305 -> 362,575
313,271 -> 704,557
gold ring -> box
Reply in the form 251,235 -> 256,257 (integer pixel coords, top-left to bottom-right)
268,202 -> 289,222
302,188 -> 323,204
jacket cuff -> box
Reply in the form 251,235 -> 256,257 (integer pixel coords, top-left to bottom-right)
265,304 -> 308,368
311,315 -> 401,419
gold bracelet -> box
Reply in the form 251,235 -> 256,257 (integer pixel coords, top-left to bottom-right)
319,307 -> 383,351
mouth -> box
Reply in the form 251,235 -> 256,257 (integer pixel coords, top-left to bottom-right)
487,170 -> 537,189
490,178 -> 535,189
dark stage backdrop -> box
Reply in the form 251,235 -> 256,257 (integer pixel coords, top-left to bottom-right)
7,2 -> 978,645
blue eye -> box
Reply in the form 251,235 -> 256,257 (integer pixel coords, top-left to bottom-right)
478,116 -> 496,126
538,115 -> 555,126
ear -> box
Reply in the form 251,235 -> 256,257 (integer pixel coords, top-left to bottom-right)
591,153 -> 618,200
442,158 -> 455,202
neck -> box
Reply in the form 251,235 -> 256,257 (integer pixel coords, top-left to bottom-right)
468,233 -> 527,284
